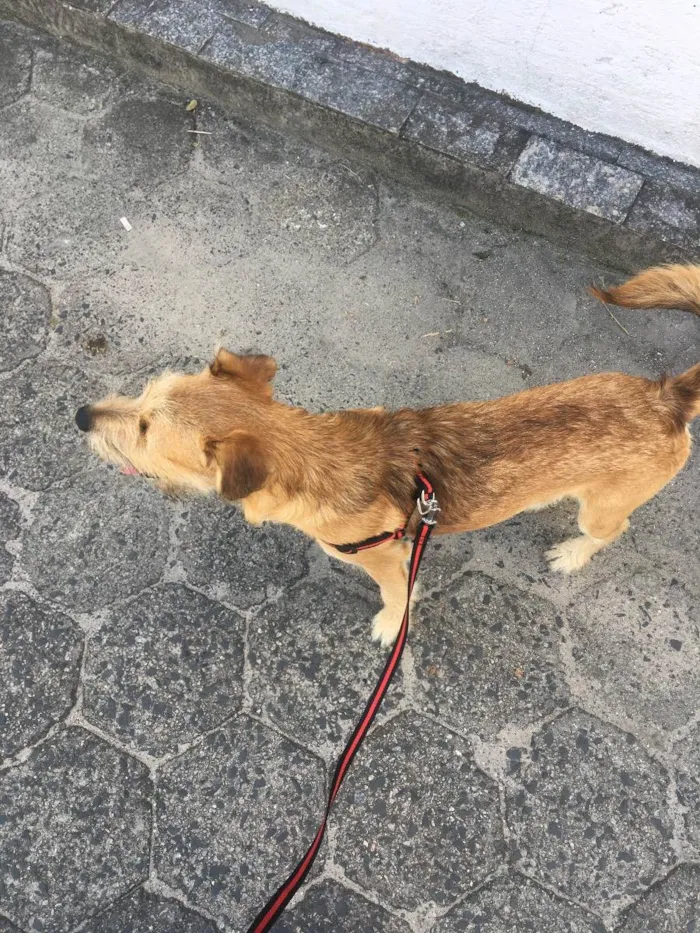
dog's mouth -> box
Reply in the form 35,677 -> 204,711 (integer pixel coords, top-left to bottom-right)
120,462 -> 141,476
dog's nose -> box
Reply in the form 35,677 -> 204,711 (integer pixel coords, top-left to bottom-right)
75,406 -> 92,432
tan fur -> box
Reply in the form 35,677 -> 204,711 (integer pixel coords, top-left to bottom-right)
79,265 -> 700,646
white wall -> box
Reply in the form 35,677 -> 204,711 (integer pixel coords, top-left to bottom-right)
273,0 -> 700,168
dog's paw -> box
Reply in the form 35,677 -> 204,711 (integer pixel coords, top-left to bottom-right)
546,536 -> 592,574
371,608 -> 403,647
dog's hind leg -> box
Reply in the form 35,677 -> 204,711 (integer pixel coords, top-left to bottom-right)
545,473 -> 675,574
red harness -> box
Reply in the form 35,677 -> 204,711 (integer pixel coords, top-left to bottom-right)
246,473 -> 439,933
329,473 -> 439,554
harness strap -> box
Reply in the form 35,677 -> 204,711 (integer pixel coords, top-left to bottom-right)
246,475 -> 438,933
328,472 -> 438,554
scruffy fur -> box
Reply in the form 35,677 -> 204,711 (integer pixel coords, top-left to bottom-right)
79,264 -> 700,646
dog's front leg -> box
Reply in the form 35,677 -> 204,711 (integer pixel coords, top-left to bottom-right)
320,539 -> 415,646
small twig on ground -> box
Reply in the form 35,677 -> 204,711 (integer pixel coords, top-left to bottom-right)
604,302 -> 631,336
442,297 -> 461,304
187,129 -> 213,135
421,329 -> 454,338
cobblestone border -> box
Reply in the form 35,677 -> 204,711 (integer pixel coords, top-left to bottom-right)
3,0 -> 700,270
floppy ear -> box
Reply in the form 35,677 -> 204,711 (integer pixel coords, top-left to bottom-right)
210,348 -> 277,385
203,432 -> 269,501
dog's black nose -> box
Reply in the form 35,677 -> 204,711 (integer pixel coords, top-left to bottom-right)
75,406 -> 92,432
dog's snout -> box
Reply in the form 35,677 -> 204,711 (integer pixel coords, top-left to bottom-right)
75,406 -> 92,432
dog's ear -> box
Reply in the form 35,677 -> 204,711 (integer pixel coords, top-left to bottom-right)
210,348 -> 277,386
203,432 -> 269,501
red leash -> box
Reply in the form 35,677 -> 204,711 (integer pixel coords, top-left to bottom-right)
246,474 -> 439,933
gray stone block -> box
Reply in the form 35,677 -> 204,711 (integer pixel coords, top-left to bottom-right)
412,572 -> 569,739
23,469 -> 171,612
510,137 -> 643,223
0,20 -> 31,107
0,362 -> 105,491
507,711 -> 675,913
0,270 -> 52,374
0,727 -> 151,931
177,497 -> 308,609
0,591 -> 82,760
112,0 -> 269,54
248,576 -> 408,756
201,16 -> 336,91
334,712 -> 503,910
403,94 -> 502,167
155,715 -> 325,930
618,144 -> 700,198
332,33 -> 423,87
0,493 -> 21,584
202,17 -> 420,133
83,583 -> 246,757
432,874 -> 606,932
568,571 -> 700,735
293,58 -> 421,134
275,879 -> 412,933
625,180 -> 700,249
616,865 -> 700,931
79,886 -> 219,932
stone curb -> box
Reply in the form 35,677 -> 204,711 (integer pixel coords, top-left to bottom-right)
3,0 -> 700,270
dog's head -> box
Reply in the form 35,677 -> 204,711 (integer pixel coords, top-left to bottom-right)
76,349 -> 276,499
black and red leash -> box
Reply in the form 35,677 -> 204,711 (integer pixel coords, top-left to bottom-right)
246,474 -> 439,933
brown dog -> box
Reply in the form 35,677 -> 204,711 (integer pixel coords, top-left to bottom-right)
76,264 -> 699,645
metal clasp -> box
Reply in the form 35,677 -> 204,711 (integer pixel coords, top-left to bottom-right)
417,489 -> 441,526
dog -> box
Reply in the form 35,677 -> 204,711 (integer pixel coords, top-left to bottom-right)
76,264 -> 699,646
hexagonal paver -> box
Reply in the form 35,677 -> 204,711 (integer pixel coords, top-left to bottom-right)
155,715 -> 325,930
79,886 -> 218,932
0,591 -> 82,760
275,879 -> 411,933
22,469 -> 170,612
0,99 -> 83,192
0,362 -> 106,491
0,493 -> 21,584
334,712 -> 503,910
569,571 -> 700,733
0,270 -> 52,373
83,583 -> 246,757
616,865 -> 700,931
433,875 -> 606,932
3,171 -> 134,280
32,45 -> 125,114
177,497 -> 308,608
507,711 -> 675,913
248,576 -> 411,755
0,727 -> 151,931
0,25 -> 31,108
674,723 -> 700,849
412,572 -> 568,738
83,98 -> 192,189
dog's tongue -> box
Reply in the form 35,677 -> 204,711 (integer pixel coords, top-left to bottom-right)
120,464 -> 139,476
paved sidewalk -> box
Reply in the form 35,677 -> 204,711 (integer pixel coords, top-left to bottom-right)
1,19 -> 699,933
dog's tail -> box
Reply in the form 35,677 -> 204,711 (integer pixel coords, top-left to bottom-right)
591,264 -> 700,423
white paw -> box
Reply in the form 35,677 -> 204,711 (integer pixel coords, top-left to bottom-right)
371,608 -> 403,647
546,536 -> 593,574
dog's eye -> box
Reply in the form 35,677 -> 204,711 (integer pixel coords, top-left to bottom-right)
139,418 -> 149,436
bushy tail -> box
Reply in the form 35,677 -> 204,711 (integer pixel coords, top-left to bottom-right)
590,263 -> 700,315
591,264 -> 700,423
